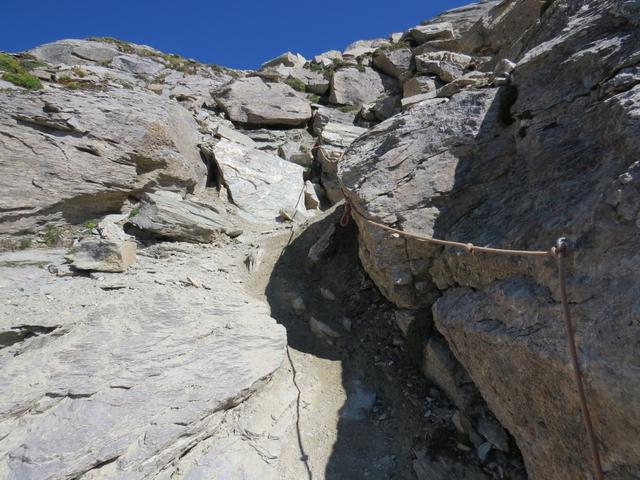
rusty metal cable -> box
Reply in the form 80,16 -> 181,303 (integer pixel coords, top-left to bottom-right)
319,146 -> 605,479
555,239 -> 605,480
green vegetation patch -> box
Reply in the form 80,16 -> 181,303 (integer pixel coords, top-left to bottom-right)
285,78 -> 306,92
44,225 -> 62,247
339,105 -> 360,113
0,53 -> 42,90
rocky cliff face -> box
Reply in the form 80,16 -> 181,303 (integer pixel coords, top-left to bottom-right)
1,1 -> 638,479
340,0 -> 640,479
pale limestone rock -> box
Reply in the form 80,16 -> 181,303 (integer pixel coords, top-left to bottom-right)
214,77 -> 312,127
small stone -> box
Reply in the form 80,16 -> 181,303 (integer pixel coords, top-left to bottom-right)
320,288 -> 336,301
477,442 -> 492,462
309,317 -> 342,339
224,229 -> 243,239
292,297 -> 305,316
494,58 -> 516,75
494,74 -> 510,86
342,317 -> 352,332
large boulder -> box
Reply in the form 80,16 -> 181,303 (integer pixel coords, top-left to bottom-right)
339,88 -> 498,309
214,77 -> 312,127
129,191 -> 226,242
0,88 -> 205,235
340,1 -> 640,478
328,66 -> 399,106
373,47 -> 415,81
207,139 -> 307,223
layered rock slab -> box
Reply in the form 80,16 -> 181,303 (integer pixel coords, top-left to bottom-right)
214,77 -> 312,127
0,88 -> 205,234
0,244 -> 288,480
208,139 -> 306,223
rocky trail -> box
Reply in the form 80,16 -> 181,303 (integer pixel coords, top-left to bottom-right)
2,0 -> 640,478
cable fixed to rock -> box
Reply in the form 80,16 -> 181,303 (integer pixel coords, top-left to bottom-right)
319,146 -> 605,480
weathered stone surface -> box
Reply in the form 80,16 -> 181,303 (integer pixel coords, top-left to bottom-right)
343,39 -> 390,61
373,47 -> 415,81
0,242 -> 288,480
405,23 -> 455,45
214,77 -> 312,126
339,88 -> 497,308
67,238 -> 136,272
328,66 -> 399,106
209,139 -> 306,223
311,104 -> 357,136
261,51 -> 306,69
340,1 -> 640,479
458,0 -> 541,58
313,50 -> 343,68
129,191 -> 226,242
415,51 -> 472,82
313,50 -> 342,68
29,39 -> 120,66
0,88 -> 205,234
304,180 -> 321,210
401,92 -> 443,110
319,122 -> 368,149
214,124 -> 257,148
421,1 -> 501,35
240,128 -> 315,167
402,75 -> 440,98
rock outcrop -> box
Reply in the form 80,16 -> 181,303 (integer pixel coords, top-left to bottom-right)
0,243 -> 290,479
0,87 -> 205,234
339,1 -> 640,478
215,76 -> 312,126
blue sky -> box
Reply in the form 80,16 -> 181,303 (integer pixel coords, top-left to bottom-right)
2,1 -> 472,69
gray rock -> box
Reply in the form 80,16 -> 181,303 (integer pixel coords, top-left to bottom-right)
309,316 -> 341,340
67,238 -> 136,272
214,124 -> 257,148
0,88 -> 205,234
0,244 -> 288,479
339,88 -> 497,308
311,104 -> 357,136
214,77 -> 312,127
110,54 -> 165,75
319,122 -> 368,149
340,1 -> 640,478
422,336 -> 481,412
240,128 -> 315,167
29,39 -> 120,66
373,47 -> 415,81
415,51 -> 472,82
494,58 -> 516,75
402,75 -> 440,98
304,180 -> 320,210
420,1 -> 501,36
401,92 -> 442,110
129,191 -> 226,242
308,223 -> 336,264
328,67 -> 399,106
261,51 -> 306,69
209,139 -> 306,223
343,38 -> 390,61
405,23 -> 455,45
313,50 -> 343,68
